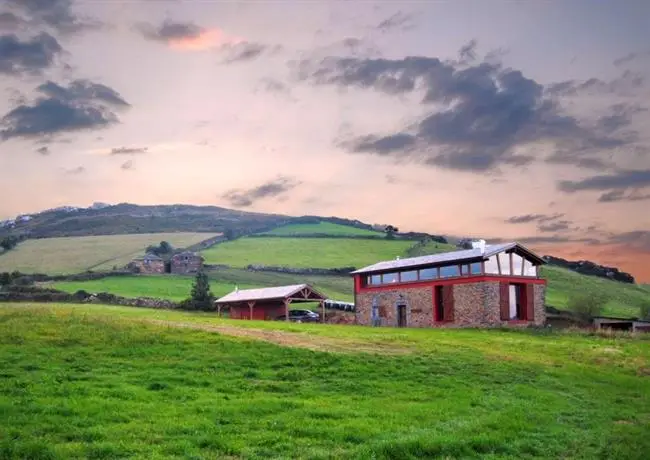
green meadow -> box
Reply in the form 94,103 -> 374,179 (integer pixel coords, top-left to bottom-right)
0,233 -> 214,275
49,269 -> 355,303
262,222 -> 383,237
1,304 -> 649,459
200,237 -> 413,269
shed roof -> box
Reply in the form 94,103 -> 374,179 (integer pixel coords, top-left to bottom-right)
351,242 -> 545,275
215,283 -> 327,304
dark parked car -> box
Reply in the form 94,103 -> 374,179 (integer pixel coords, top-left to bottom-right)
275,309 -> 321,323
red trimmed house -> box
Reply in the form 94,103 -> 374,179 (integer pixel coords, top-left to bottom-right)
351,240 -> 547,328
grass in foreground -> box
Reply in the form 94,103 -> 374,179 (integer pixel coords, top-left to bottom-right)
0,233 -> 215,275
542,265 -> 650,318
0,304 -> 649,459
200,237 -> 413,269
49,269 -> 353,302
262,222 -> 383,237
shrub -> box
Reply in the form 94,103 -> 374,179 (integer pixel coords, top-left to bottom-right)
639,301 -> 650,321
567,292 -> 607,325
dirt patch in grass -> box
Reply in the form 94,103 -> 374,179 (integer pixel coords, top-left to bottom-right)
145,319 -> 413,355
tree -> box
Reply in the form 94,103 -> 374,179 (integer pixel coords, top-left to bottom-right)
384,225 -> 399,240
145,241 -> 173,257
0,235 -> 20,251
567,292 -> 607,326
187,270 -> 215,311
0,272 -> 11,286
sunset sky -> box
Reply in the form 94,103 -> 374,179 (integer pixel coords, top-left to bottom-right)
1,1 -> 649,281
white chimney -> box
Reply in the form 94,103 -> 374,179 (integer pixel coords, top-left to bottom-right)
471,239 -> 486,253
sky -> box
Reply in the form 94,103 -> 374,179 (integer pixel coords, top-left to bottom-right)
1,0 -> 650,282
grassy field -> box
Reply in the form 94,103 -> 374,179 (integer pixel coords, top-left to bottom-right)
0,233 -> 215,275
1,304 -> 649,459
542,266 -> 650,318
50,269 -> 354,302
200,237 -> 413,269
262,222 -> 383,237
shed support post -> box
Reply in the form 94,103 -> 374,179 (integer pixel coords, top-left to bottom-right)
320,300 -> 325,323
217,305 -> 221,317
248,301 -> 255,320
284,299 -> 290,321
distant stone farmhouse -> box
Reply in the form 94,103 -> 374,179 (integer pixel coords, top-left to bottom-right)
351,240 -> 547,328
128,253 -> 165,274
170,251 -> 204,275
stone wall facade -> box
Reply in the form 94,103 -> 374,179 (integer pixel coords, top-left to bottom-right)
355,279 -> 546,328
128,258 -> 165,274
170,252 -> 203,274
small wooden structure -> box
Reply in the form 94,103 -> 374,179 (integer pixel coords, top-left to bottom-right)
215,284 -> 328,321
128,253 -> 165,274
593,316 -> 650,333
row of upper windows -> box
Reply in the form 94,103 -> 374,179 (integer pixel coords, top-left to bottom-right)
364,252 -> 538,286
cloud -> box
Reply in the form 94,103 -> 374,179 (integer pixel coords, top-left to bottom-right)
598,189 -> 650,203
538,220 -> 572,233
0,11 -> 24,30
296,51 -> 632,172
120,160 -> 134,171
376,11 -> 415,33
557,170 -> 650,193
607,231 -> 650,252
505,213 -> 564,224
4,0 -> 100,34
110,146 -> 148,155
221,175 -> 301,208
0,32 -> 62,76
546,70 -> 644,97
220,41 -> 280,64
35,146 -> 49,155
458,39 -> 478,64
64,166 -> 85,175
614,49 -> 650,67
137,20 -> 240,50
0,79 -> 130,141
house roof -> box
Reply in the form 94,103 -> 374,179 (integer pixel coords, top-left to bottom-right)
351,242 -> 545,275
133,253 -> 163,261
215,283 -> 327,304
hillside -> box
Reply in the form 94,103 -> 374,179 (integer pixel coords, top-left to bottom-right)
0,203 -> 289,239
1,304 -> 648,459
0,233 -> 216,275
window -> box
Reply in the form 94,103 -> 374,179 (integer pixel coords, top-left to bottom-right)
435,285 -> 445,321
440,265 -> 460,278
461,264 -> 470,275
400,270 -> 418,282
382,272 -> 398,284
484,255 -> 499,274
420,267 -> 438,280
470,262 -> 482,274
509,284 -> 524,320
370,274 -> 381,285
512,253 -> 524,276
498,253 -> 511,275
523,260 -> 537,277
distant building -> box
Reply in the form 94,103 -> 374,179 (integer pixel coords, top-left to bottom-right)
351,240 -> 547,329
128,253 -> 165,274
170,251 -> 204,275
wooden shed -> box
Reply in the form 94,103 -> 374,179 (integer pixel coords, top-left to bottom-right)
215,284 -> 328,321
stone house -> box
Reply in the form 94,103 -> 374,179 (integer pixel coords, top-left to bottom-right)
128,253 -> 165,274
170,251 -> 204,275
351,240 -> 547,328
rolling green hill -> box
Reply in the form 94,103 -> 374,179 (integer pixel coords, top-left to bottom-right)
262,222 -> 383,237
200,236 -> 413,269
1,304 -> 648,459
0,233 -> 216,275
51,269 -> 354,302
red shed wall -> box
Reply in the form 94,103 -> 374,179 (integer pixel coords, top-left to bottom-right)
229,302 -> 285,320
